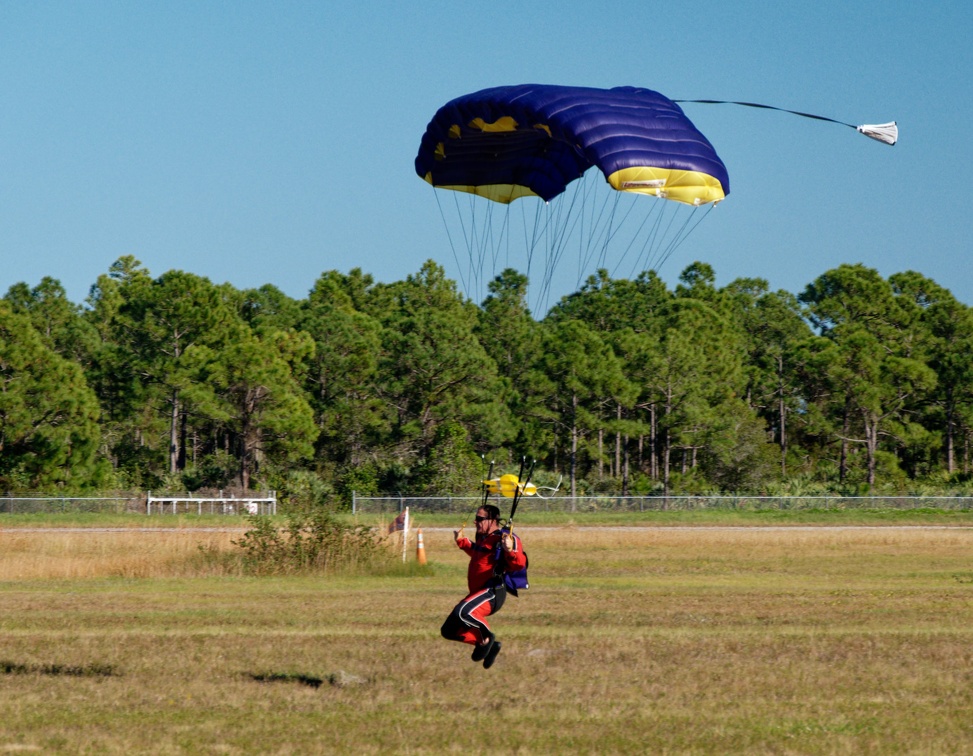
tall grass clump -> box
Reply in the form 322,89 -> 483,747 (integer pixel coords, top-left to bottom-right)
232,507 -> 390,575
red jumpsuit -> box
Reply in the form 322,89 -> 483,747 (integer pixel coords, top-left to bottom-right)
440,529 -> 527,647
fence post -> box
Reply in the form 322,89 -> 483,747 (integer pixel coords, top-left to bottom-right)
352,490 -> 357,515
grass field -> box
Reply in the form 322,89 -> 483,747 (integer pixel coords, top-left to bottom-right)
1,516 -> 972,753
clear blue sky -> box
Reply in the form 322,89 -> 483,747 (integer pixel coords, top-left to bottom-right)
2,2 -> 971,312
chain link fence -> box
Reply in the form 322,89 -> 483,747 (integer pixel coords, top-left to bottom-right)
0,495 -> 144,515
5,492 -> 972,516
351,493 -> 973,516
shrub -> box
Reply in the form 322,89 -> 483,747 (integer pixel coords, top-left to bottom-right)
272,469 -> 335,510
233,508 -> 388,575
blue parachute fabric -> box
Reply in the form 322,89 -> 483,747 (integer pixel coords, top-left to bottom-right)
415,84 -> 729,204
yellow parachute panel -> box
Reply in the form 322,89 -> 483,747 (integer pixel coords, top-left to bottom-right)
482,474 -> 538,498
422,174 -> 540,204
609,167 -> 726,206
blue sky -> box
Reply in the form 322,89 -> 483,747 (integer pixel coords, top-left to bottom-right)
2,2 -> 971,313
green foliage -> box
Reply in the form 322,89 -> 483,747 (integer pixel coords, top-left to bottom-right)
271,469 -> 335,510
335,462 -> 381,500
699,400 -> 779,492
410,421 -> 482,495
185,325 -> 318,488
301,270 -> 389,472
380,260 -> 509,453
0,302 -> 102,490
799,264 -> 938,487
10,256 -> 973,496
181,451 -> 239,491
4,277 -> 100,366
233,509 -> 387,575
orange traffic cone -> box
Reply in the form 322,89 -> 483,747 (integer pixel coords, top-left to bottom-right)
416,528 -> 428,565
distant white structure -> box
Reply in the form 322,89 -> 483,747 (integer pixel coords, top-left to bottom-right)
146,491 -> 277,516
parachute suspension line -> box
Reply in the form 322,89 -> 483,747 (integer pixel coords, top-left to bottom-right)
514,200 -> 533,296
524,180 -> 583,312
593,190 -> 647,277
546,176 -> 589,301
575,171 -> 603,271
606,197 -> 673,281
582,190 -> 622,285
624,197 -> 672,276
537,199 -> 564,312
667,204 -> 713,267
575,174 -> 625,287
636,203 -> 713,277
578,171 -> 601,276
433,187 -> 471,297
498,204 -> 513,284
469,193 -> 494,302
536,202 -> 558,309
466,193 -> 482,298
525,199 -> 549,310
511,196 -> 555,313
647,205 -> 706,273
456,190 -> 485,298
455,194 -> 510,304
550,171 -> 604,307
640,202 -> 692,274
674,99 -> 898,145
491,204 -> 512,295
608,196 -> 666,279
475,199 -> 500,300
583,188 -> 617,279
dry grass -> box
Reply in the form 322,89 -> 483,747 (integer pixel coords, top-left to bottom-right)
0,529 -> 242,579
1,523 -> 972,753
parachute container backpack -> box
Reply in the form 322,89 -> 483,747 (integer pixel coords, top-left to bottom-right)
494,528 -> 529,596
415,84 -> 730,310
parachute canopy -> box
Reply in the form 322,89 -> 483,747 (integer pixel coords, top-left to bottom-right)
483,473 -> 537,499
415,84 -> 730,207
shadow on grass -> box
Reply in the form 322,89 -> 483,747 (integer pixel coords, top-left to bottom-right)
0,660 -> 119,677
247,672 -> 325,689
246,669 -> 368,689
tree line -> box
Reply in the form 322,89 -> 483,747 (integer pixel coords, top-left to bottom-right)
3,255 -> 973,500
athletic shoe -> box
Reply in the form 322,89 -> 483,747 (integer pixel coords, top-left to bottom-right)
483,641 -> 502,669
471,637 -> 494,662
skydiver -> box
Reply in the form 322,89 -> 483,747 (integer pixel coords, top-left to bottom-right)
440,503 -> 527,669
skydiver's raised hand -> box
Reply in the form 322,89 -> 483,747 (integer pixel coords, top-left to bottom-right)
501,533 -> 513,552
454,528 -> 464,543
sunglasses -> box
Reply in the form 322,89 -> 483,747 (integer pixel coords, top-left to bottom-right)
474,515 -> 492,523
